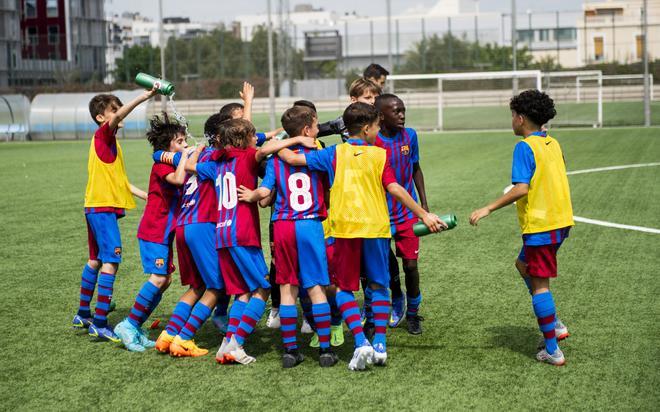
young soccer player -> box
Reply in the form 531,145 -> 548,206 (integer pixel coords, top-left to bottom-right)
363,63 -> 390,89
186,118 -> 317,364
374,94 -> 429,334
113,113 -> 190,352
469,89 -> 573,366
277,102 -> 447,370
237,105 -> 339,368
73,90 -> 154,342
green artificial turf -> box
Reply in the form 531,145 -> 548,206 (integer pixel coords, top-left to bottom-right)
1,127 -> 658,410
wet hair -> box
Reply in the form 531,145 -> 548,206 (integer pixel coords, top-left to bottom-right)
293,99 -> 317,113
363,63 -> 389,80
89,94 -> 123,125
343,102 -> 379,136
218,103 -> 244,123
220,118 -> 256,149
374,93 -> 403,111
281,106 -> 317,137
204,112 -> 225,146
349,78 -> 382,99
510,89 -> 556,127
146,112 -> 187,152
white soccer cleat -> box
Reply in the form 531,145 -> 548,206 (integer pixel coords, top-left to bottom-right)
215,337 -> 229,363
555,319 -> 570,340
224,336 -> 256,365
536,348 -> 566,366
372,343 -> 387,366
301,318 -> 313,334
348,344 -> 374,371
266,308 -> 281,329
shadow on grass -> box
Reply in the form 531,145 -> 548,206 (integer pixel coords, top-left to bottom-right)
486,325 -> 538,359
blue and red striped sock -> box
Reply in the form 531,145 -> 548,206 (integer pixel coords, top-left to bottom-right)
179,302 -> 212,340
532,291 -> 558,355
77,264 -> 98,318
225,300 -> 247,340
279,304 -> 298,350
93,272 -> 116,328
336,290 -> 367,348
141,291 -> 162,324
235,297 -> 266,346
165,301 -> 192,336
127,281 -> 160,328
312,302 -> 331,349
371,288 -> 390,347
406,293 -> 422,318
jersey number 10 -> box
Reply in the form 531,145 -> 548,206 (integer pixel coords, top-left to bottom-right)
216,172 -> 238,210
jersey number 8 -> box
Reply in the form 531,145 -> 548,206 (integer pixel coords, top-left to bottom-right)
288,172 -> 313,212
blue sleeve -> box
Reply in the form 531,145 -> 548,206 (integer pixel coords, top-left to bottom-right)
260,158 -> 276,190
152,150 -> 181,167
511,141 -> 536,184
256,132 -> 267,147
305,146 -> 335,174
409,129 -> 420,163
196,161 -> 216,182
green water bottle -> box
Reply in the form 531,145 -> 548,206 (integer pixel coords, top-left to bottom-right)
413,213 -> 458,237
135,72 -> 175,96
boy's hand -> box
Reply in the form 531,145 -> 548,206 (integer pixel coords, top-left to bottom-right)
237,185 -> 256,203
469,207 -> 490,226
143,86 -> 158,100
239,82 -> 254,102
421,212 -> 447,233
194,144 -> 205,153
296,136 -> 317,149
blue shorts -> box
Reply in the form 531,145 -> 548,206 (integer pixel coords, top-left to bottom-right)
273,219 -> 329,289
333,237 -> 390,291
86,212 -> 122,263
184,223 -> 223,290
138,236 -> 175,275
224,246 -> 270,293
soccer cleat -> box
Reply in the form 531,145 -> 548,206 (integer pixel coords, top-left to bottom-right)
137,327 -> 156,349
309,333 -> 320,348
222,336 -> 256,365
169,335 -> 209,357
363,321 -> 375,341
388,297 -> 405,328
282,348 -> 305,368
555,318 -> 570,341
72,314 -> 92,329
215,337 -> 230,363
300,318 -> 313,334
212,314 -> 229,334
536,348 -> 566,366
330,325 -> 345,347
372,343 -> 387,366
348,342 -> 374,371
113,320 -> 146,352
319,347 -> 339,368
266,308 -> 281,329
88,323 -> 121,343
155,330 -> 175,353
406,315 -> 424,335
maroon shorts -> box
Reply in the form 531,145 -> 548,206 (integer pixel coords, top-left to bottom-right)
175,226 -> 204,289
326,241 -> 336,280
331,238 -> 390,291
218,248 -> 250,296
393,219 -> 420,260
522,243 -> 561,278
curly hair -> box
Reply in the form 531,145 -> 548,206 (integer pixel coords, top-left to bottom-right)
343,102 -> 379,137
146,112 -> 187,152
204,112 -> 225,147
220,118 -> 256,149
510,90 -> 556,127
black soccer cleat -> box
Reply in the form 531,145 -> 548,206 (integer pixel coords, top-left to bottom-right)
282,348 -> 305,368
406,315 -> 424,335
319,347 -> 339,367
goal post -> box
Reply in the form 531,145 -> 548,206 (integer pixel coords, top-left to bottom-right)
543,70 -> 603,128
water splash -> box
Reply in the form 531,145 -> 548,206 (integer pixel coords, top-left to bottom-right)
167,94 -> 200,146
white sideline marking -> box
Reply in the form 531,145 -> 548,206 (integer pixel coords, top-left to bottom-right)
567,162 -> 660,175
573,216 -> 660,234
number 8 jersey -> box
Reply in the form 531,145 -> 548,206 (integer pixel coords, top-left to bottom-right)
196,147 -> 262,249
261,145 -> 328,222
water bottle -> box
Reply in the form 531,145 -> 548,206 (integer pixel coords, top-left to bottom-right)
135,72 -> 175,96
413,213 -> 458,237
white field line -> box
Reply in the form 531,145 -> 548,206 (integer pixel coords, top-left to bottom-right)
573,216 -> 660,234
567,162 -> 660,175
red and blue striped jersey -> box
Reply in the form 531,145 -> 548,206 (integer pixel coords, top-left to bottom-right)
261,145 -> 327,221
375,127 -> 419,225
196,147 -> 261,249
137,163 -> 179,244
177,148 -> 218,226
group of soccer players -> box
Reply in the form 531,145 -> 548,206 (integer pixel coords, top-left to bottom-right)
74,63 -> 573,369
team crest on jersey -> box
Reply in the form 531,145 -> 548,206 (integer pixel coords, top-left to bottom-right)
114,247 -> 122,256
155,258 -> 165,268
400,145 -> 410,155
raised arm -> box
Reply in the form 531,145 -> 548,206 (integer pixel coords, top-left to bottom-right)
108,88 -> 157,130
240,82 -> 255,122
255,136 -> 316,162
387,182 -> 447,233
469,183 -> 529,226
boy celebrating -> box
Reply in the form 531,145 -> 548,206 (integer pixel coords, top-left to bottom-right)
277,102 -> 446,370
73,90 -> 153,342
237,105 -> 339,368
469,89 -> 573,366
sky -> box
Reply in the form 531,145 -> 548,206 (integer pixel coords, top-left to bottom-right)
105,0 -> 585,23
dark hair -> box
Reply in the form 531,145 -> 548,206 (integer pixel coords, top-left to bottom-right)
220,118 -> 256,149
281,106 -> 317,137
510,90 -> 556,127
218,103 -> 244,123
343,102 -> 379,136
204,112 -> 225,146
375,93 -> 403,111
293,99 -> 317,113
89,94 -> 123,125
363,63 -> 389,80
146,112 -> 187,152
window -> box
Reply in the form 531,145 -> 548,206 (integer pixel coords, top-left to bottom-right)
556,28 -> 576,41
47,0 -> 58,17
539,29 -> 550,42
48,26 -> 59,45
517,29 -> 534,43
594,36 -> 604,61
27,26 -> 38,45
636,35 -> 644,60
25,0 -> 37,18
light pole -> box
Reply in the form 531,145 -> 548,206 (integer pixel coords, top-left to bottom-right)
158,0 -> 166,110
512,0 -> 518,93
267,0 -> 276,130
386,0 -> 392,72
642,0 -> 651,127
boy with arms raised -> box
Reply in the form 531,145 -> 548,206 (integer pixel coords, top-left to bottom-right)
469,90 -> 573,366
237,105 -> 339,368
73,90 -> 154,341
277,102 -> 446,370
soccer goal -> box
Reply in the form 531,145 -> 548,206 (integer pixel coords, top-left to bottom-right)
387,70 -> 543,131
542,70 -> 603,128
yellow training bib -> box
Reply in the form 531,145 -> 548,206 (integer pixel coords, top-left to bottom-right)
84,134 -> 136,209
